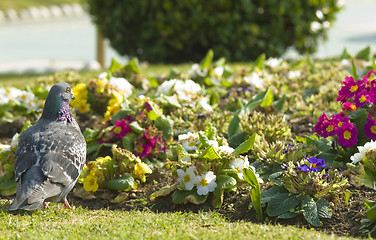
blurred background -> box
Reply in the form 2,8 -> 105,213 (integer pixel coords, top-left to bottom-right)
0,0 -> 375,74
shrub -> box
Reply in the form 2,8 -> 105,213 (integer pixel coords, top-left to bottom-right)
87,0 -> 342,63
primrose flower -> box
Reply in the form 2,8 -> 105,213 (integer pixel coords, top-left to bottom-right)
337,76 -> 366,102
342,101 -> 357,112
83,174 -> 99,192
108,77 -> 133,98
212,66 -> 224,79
265,57 -> 282,68
337,122 -> 358,148
112,119 -> 132,139
350,140 -> 376,164
10,133 -> 19,150
244,72 -> 264,91
295,164 -> 311,173
196,171 -> 217,195
179,155 -> 192,165
314,112 -> 337,138
0,144 -> 11,152
287,70 -> 301,79
229,157 -> 250,179
178,132 -> 200,151
305,156 -> 327,172
71,83 -> 90,113
134,161 -> 152,182
188,63 -> 208,78
364,115 -> 376,140
177,166 -> 199,190
354,91 -> 371,108
198,97 -> 213,111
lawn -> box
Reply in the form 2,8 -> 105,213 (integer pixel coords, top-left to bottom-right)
0,0 -> 82,11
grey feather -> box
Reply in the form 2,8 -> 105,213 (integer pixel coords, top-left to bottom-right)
8,82 -> 86,211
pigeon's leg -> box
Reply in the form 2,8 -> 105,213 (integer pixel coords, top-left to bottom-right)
63,197 -> 72,209
43,202 -> 50,208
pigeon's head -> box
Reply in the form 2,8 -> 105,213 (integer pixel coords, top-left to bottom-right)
41,82 -> 75,120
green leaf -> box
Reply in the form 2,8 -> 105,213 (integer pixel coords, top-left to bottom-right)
123,57 -> 141,74
228,132 -> 247,149
228,115 -> 241,138
106,174 -> 135,191
129,121 -> 143,133
197,145 -> 221,160
198,132 -> 210,147
122,132 -> 137,151
356,46 -> 371,61
267,193 -> 299,217
277,211 -> 299,219
340,47 -> 352,59
172,190 -> 208,204
253,53 -> 265,71
0,179 -> 16,191
243,168 -> 263,221
213,175 -> 237,197
155,115 -> 174,140
260,87 -> 273,108
316,199 -> 332,219
162,95 -> 181,108
274,94 -> 286,113
306,55 -> 317,74
345,190 -> 350,206
200,49 -> 214,69
261,186 -> 288,204
301,196 -> 321,227
177,144 -> 189,156
109,58 -> 123,74
232,133 -> 258,155
351,60 -> 359,80
83,128 -> 99,142
205,122 -> 217,140
111,109 -> 133,124
150,184 -> 178,200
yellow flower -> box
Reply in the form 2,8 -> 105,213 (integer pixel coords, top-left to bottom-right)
96,79 -> 108,93
83,174 -> 99,192
134,161 -> 152,183
71,83 -> 90,113
104,90 -> 124,120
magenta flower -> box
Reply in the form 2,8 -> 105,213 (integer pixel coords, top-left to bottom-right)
342,101 -> 357,112
337,122 -> 358,148
314,112 -> 335,138
362,70 -> 376,81
354,91 -> 371,108
337,76 -> 365,103
112,119 -> 132,138
364,115 -> 376,140
145,101 -> 153,112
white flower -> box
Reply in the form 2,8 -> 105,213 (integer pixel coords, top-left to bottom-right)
157,79 -> 184,95
196,171 -> 217,195
177,166 -> 199,190
198,97 -> 213,111
175,79 -> 201,101
188,64 -> 207,78
217,145 -> 234,155
179,155 -> 192,165
265,58 -> 282,68
98,72 -> 108,79
229,156 -> 250,179
208,140 -> 219,149
351,140 -> 376,164
20,91 -> 40,111
0,144 -> 11,152
178,132 -> 200,151
10,133 -> 19,151
109,77 -> 133,98
287,70 -> 301,79
310,21 -> 322,32
244,72 -> 264,91
213,66 -> 224,79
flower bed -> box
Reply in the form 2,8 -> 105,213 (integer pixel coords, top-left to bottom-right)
1,48 -> 376,238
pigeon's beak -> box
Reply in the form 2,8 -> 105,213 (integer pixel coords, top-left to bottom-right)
71,93 -> 75,100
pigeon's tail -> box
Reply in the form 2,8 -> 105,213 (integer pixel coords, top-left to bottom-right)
8,166 -> 47,211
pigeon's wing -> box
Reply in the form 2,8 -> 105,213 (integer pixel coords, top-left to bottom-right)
9,123 -> 86,211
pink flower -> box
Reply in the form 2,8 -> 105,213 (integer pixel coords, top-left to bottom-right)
364,114 -> 376,140
314,112 -> 339,138
362,70 -> 376,81
337,122 -> 358,148
354,91 -> 371,108
112,119 -> 132,138
337,76 -> 365,103
342,101 -> 357,112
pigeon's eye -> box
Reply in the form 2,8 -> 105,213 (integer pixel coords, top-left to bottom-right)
66,87 -> 70,93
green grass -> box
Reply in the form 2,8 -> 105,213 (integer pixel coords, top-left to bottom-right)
0,0 -> 82,11
0,199 -> 358,240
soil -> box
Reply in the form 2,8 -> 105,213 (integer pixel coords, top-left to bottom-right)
2,115 -> 376,238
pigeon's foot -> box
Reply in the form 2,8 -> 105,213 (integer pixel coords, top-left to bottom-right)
43,202 -> 50,208
63,197 -> 72,209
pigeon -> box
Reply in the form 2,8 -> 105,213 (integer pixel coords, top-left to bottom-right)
8,82 -> 86,211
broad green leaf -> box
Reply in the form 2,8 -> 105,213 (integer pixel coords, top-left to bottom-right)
260,87 -> 273,108
277,211 -> 299,219
366,204 -> 376,225
356,46 -> 371,61
228,132 -> 247,149
213,175 -> 237,197
197,145 -> 221,160
83,128 -> 99,142
122,132 -> 137,151
200,49 -> 214,69
155,115 -> 174,140
106,174 -> 135,191
172,190 -> 208,204
243,168 -> 263,221
302,196 -> 321,227
129,121 -> 143,133
177,144 -> 189,156
150,184 -> 178,200
211,194 -> 223,208
274,94 -> 286,113
267,193 -> 299,217
232,133 -> 258,155
228,115 -> 241,138
241,99 -> 262,116
340,47 -> 352,59
253,53 -> 265,71
345,190 -> 351,206
111,109 -> 133,124
123,57 -> 141,74
162,95 -> 181,108
349,108 -> 368,145
316,199 -> 332,219
305,136 -> 333,153
109,58 -> 123,74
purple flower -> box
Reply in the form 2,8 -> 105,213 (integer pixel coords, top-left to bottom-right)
112,119 -> 132,138
337,122 -> 358,148
354,91 -> 371,108
305,156 -> 327,171
364,114 -> 376,140
295,164 -> 310,173
337,76 -> 365,103
314,112 -> 337,138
